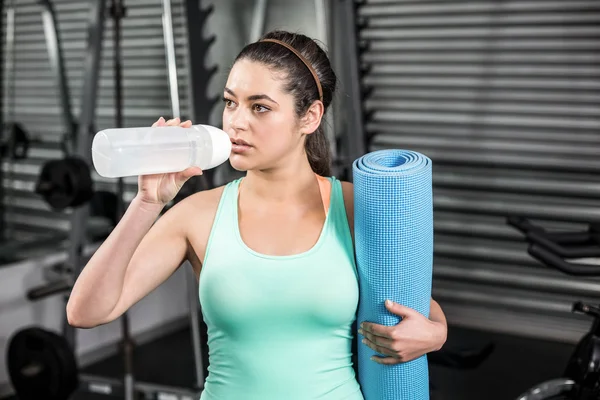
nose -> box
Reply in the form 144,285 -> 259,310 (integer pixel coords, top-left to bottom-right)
227,107 -> 249,132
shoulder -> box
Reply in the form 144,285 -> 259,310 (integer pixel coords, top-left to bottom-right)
162,183 -> 227,241
165,183 -> 228,271
167,184 -> 226,221
340,180 -> 353,194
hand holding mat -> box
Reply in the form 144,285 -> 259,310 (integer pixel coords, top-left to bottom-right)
353,149 -> 434,400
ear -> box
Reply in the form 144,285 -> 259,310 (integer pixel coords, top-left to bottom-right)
299,100 -> 325,135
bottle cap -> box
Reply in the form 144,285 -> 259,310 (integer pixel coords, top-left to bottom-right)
197,125 -> 232,169
91,130 -> 112,177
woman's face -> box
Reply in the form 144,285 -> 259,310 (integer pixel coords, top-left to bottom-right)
222,59 -> 304,172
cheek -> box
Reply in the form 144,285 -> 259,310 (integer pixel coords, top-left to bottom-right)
222,110 -> 231,130
255,116 -> 294,148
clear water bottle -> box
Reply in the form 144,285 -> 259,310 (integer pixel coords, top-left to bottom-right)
91,124 -> 232,178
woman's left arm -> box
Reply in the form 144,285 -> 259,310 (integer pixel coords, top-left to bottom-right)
342,181 -> 448,364
359,299 -> 447,365
430,298 -> 448,336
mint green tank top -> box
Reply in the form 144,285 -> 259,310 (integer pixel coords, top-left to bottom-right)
198,177 -> 364,400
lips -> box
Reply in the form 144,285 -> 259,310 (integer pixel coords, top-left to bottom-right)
231,138 -> 251,147
231,137 -> 252,154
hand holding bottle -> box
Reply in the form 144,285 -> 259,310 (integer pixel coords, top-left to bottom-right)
136,117 -> 204,207
91,116 -> 231,206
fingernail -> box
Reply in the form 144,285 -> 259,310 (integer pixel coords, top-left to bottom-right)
385,299 -> 392,306
360,322 -> 364,329
358,328 -> 363,335
159,117 -> 165,122
361,339 -> 366,344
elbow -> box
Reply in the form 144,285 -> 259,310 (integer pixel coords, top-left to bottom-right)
435,327 -> 448,352
66,301 -> 101,329
66,304 -> 87,328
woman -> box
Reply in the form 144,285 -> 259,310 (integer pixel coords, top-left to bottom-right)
67,30 -> 447,399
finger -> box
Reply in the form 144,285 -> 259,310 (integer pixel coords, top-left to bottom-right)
359,328 -> 395,350
176,166 -> 203,183
360,322 -> 395,340
361,335 -> 396,354
166,117 -> 181,126
385,300 -> 418,319
371,355 -> 403,365
152,117 -> 166,127
180,120 -> 193,128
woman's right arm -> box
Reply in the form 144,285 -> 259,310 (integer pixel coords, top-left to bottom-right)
66,117 -> 203,328
66,196 -> 188,328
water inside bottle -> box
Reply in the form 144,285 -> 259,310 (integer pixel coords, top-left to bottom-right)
93,126 -> 212,178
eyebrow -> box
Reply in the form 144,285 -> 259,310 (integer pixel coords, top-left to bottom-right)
224,87 -> 278,105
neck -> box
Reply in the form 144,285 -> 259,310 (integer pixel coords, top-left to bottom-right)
242,156 -> 318,204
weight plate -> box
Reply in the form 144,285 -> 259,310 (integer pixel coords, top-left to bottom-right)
6,327 -> 78,400
35,156 -> 94,210
41,329 -> 79,399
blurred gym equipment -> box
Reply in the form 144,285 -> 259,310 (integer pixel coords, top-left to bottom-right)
4,0 -> 218,398
6,328 -> 78,400
0,0 -> 111,261
1,0 -> 31,243
508,217 -> 600,400
5,0 -> 108,398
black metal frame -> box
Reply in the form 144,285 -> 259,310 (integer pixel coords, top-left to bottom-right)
0,0 -> 5,239
330,0 -> 367,181
181,0 -> 219,194
182,0 -> 218,126
39,0 -> 75,139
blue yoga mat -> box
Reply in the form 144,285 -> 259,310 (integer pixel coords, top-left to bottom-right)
353,149 -> 434,400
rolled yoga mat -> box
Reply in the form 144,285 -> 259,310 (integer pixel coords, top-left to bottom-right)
353,149 -> 434,400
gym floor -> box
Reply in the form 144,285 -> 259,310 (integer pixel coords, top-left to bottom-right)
2,324 -> 574,400
430,327 -> 574,400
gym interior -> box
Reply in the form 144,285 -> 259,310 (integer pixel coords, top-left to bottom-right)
1,0 -> 599,399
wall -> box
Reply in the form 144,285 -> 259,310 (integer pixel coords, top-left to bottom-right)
356,0 -> 600,343
0,0 -> 327,395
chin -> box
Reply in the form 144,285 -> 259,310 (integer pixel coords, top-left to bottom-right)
229,155 -> 252,172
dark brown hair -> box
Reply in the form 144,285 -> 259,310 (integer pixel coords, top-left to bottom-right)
234,30 -> 336,176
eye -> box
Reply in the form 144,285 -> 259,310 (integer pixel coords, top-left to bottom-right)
222,97 -> 235,108
253,104 -> 270,113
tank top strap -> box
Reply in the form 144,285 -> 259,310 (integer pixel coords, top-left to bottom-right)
315,174 -> 331,216
202,178 -> 242,267
328,176 -> 355,253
